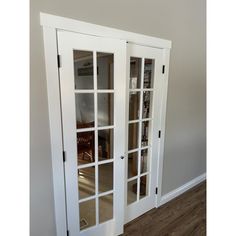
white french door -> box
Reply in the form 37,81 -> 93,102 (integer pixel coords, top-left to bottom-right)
125,44 -> 162,223
57,31 -> 127,236
57,30 -> 164,235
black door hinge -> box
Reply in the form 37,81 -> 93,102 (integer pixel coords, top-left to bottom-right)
66,230 -> 69,236
63,151 -> 66,162
158,130 -> 161,138
162,65 -> 165,74
57,55 -> 61,68
155,187 -> 158,195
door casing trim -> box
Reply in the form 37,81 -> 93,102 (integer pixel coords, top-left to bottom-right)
41,12 -> 171,236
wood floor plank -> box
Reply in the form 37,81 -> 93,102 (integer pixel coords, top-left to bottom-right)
123,181 -> 206,236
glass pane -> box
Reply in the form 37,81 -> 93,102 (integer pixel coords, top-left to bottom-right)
141,149 -> 149,174
74,50 -> 94,90
97,52 -> 114,89
128,152 -> 138,179
140,175 -> 149,200
127,179 -> 137,205
78,167 -> 95,200
142,91 -> 153,119
143,59 -> 154,88
79,199 -> 96,230
99,194 -> 113,223
77,131 -> 95,165
130,57 -> 142,89
98,93 -> 114,127
75,93 -> 94,125
129,92 -> 140,121
98,129 -> 113,161
141,121 -> 150,147
98,162 -> 113,193
128,122 -> 139,150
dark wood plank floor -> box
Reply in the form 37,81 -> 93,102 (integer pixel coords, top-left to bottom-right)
123,181 -> 206,236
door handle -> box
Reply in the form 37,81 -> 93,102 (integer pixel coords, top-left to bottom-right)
120,156 -> 125,160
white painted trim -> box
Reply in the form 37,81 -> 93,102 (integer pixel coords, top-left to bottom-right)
155,48 -> 171,207
159,173 -> 206,206
40,13 -> 172,49
42,27 -> 67,236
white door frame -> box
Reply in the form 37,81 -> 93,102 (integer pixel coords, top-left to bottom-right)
41,12 -> 171,236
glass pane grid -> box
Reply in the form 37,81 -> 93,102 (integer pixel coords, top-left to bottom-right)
140,172 -> 149,177
78,167 -> 95,200
128,122 -> 139,150
97,125 -> 114,131
127,176 -> 138,182
79,199 -> 96,230
129,57 -> 142,89
144,59 -> 154,88
79,190 -> 114,203
76,50 -> 115,230
77,125 -> 114,133
127,170 -> 150,183
127,146 -> 151,154
98,162 -> 113,193
128,118 -> 153,124
127,178 -> 138,205
127,56 -> 155,205
98,93 -> 114,127
79,195 -> 96,204
129,88 -> 154,92
140,174 -> 149,200
98,159 -> 113,165
99,193 -> 113,223
75,89 -> 115,93
127,151 -> 139,179
74,50 -> 94,90
97,90 -> 114,93
77,127 -> 95,133
141,121 -> 151,147
142,91 -> 153,119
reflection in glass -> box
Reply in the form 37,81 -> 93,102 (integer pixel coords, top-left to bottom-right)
141,121 -> 150,147
140,175 -> 149,200
78,167 -> 95,200
75,93 -> 94,125
97,52 -> 114,89
129,92 -> 140,120
141,149 -> 149,174
98,163 -> 113,193
99,194 -> 113,223
77,131 -> 95,165
127,179 -> 137,205
128,152 -> 138,179
130,57 -> 142,89
73,50 -> 94,90
98,93 -> 114,127
143,59 -> 154,88
128,122 -> 139,150
98,129 -> 113,161
79,199 -> 96,230
142,91 -> 153,119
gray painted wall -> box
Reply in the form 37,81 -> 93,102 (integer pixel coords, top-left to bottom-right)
30,0 -> 206,235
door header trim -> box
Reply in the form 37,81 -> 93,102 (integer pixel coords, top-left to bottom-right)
40,12 -> 172,49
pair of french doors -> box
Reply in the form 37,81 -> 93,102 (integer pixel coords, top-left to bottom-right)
58,30 -> 163,236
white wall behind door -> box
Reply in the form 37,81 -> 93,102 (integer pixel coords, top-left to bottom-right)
30,1 -> 206,235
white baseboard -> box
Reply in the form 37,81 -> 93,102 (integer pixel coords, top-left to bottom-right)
159,173 -> 206,206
